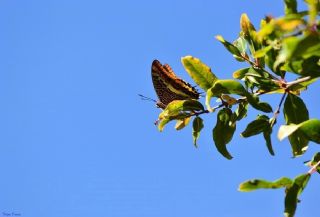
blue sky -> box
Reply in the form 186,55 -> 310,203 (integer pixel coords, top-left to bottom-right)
0,0 -> 319,217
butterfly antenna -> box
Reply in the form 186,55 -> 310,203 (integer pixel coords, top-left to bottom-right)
138,94 -> 157,103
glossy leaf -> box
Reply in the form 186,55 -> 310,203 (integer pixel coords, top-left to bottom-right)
207,79 -> 247,96
263,127 -> 275,156
240,13 -> 264,66
246,94 -> 273,113
212,108 -> 235,159
244,71 -> 281,92
221,94 -> 237,106
284,56 -> 320,77
278,124 -> 300,141
192,116 -> 204,148
181,56 -> 218,91
288,130 -> 309,156
298,119 -> 320,143
284,0 -> 297,15
265,43 -> 284,76
283,93 -> 309,156
233,67 -> 250,79
233,36 -> 247,55
284,174 -> 311,217
175,117 -> 191,130
240,13 -> 256,41
278,119 -> 320,143
158,113 -> 191,132
241,115 -> 269,137
239,177 -> 292,192
277,33 -> 320,66
158,118 -> 171,132
216,35 -> 242,58
233,102 -> 248,121
253,45 -> 272,58
241,115 -> 274,155
159,100 -> 204,120
305,0 -> 319,24
206,79 -> 246,110
258,15 -> 304,40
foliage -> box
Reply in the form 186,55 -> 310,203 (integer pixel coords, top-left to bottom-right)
153,0 -> 320,216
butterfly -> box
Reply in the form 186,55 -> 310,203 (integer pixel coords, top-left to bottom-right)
151,60 -> 200,109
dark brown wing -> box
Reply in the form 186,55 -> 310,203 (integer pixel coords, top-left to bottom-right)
151,60 -> 199,108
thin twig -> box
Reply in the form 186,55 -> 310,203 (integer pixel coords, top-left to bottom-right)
286,76 -> 312,88
274,92 -> 287,117
179,76 -> 311,119
185,103 -> 224,118
308,160 -> 320,174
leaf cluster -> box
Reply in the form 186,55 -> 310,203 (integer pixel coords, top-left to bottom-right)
154,0 -> 320,216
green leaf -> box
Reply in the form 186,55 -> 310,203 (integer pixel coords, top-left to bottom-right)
265,44 -> 284,76
233,67 -> 250,79
208,79 -> 247,96
205,80 -> 272,114
283,93 -> 309,123
240,13 -> 264,66
233,36 -> 247,55
288,131 -> 309,156
192,116 -> 204,148
310,152 -> 320,164
216,35 -> 242,58
158,100 -> 203,132
284,173 -> 311,217
298,119 -> 320,143
263,128 -> 275,156
284,0 -> 297,15
246,94 -> 273,113
240,13 -> 256,41
233,102 -> 248,121
241,115 -> 269,137
205,88 -> 215,111
278,124 -> 301,140
239,177 -> 292,192
306,152 -> 320,173
283,94 -> 309,156
158,113 -> 191,132
205,79 -> 247,110
158,118 -> 171,132
244,70 -> 281,92
212,108 -> 236,159
241,115 -> 274,155
258,15 -> 304,42
181,56 -> 218,91
159,100 -> 204,119
284,56 -> 320,77
253,45 -> 272,58
277,33 -> 320,65
305,0 -> 319,24
278,119 -> 320,143
175,117 -> 191,130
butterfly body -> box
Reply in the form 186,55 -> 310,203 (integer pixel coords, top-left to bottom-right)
151,60 -> 200,109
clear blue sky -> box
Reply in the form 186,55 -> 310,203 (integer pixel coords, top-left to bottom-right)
0,1 -> 319,217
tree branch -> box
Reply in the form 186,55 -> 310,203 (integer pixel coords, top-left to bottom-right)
308,160 -> 320,174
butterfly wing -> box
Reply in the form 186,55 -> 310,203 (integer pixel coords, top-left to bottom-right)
151,60 -> 200,109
